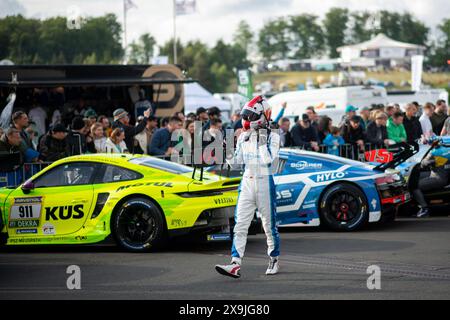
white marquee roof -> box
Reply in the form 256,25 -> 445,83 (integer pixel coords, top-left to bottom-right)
337,33 -> 425,52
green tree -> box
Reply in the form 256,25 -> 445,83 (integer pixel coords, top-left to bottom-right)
323,8 -> 349,58
349,11 -> 373,43
398,13 -> 429,46
289,14 -> 324,59
233,20 -> 253,56
257,19 -> 290,60
129,33 -> 156,64
429,18 -> 450,67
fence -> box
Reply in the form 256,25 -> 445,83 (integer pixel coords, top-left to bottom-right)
0,143 -> 384,188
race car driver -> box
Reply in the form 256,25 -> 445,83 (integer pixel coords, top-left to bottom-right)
410,140 -> 449,218
215,95 -> 281,278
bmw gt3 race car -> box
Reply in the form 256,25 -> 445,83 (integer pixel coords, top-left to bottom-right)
0,154 -> 240,252
210,147 -> 410,231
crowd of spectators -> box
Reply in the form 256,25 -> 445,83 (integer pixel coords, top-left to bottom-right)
0,88 -> 449,168
273,99 -> 449,159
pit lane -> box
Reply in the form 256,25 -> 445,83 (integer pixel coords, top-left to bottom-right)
0,216 -> 449,300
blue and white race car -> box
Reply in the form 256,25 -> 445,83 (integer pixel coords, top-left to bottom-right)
210,148 -> 410,231
273,149 -> 410,231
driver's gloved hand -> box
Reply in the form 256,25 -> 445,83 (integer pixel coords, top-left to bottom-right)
257,129 -> 269,147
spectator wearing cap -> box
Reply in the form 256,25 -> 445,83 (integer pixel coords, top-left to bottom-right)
196,107 -> 209,123
67,116 -> 88,155
112,107 -> 150,153
430,99 -> 448,135
366,112 -> 389,148
38,123 -> 70,161
84,109 -> 98,128
135,116 -> 158,155
387,112 -> 407,144
186,112 -> 197,122
202,107 -> 221,131
359,106 -> 371,130
340,105 -> 363,130
341,115 -> 366,159
420,103 -> 435,138
290,114 -> 320,151
403,103 -> 422,144
150,116 -> 183,159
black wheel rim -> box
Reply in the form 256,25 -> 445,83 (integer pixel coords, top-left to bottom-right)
327,191 -> 361,223
117,204 -> 158,247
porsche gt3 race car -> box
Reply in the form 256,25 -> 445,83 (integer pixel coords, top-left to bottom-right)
210,147 -> 410,231
0,154 -> 240,252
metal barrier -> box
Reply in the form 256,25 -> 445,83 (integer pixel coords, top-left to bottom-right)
0,162 -> 52,188
0,143 -> 385,188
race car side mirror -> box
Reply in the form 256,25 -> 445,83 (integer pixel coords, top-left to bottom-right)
21,180 -> 35,194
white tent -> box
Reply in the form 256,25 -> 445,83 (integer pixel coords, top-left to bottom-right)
337,33 -> 425,65
183,82 -> 232,122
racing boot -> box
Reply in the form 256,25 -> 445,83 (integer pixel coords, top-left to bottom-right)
265,257 -> 280,275
416,207 -> 430,218
215,261 -> 241,278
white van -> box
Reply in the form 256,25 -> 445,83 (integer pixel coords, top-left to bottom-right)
387,89 -> 448,108
268,86 -> 388,125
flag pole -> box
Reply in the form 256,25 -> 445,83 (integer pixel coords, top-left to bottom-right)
173,0 -> 177,64
123,0 -> 128,63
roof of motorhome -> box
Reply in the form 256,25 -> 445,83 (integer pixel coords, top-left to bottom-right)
0,64 -> 195,87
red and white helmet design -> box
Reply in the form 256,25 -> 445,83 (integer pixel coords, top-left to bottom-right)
240,95 -> 272,130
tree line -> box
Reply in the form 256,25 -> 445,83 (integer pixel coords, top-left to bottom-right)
0,9 -> 448,93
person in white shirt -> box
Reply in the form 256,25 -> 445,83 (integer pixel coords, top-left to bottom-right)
105,128 -> 129,153
28,104 -> 48,138
90,123 -> 107,153
419,102 -> 434,139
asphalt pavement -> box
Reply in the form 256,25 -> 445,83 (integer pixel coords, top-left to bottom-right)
0,216 -> 449,300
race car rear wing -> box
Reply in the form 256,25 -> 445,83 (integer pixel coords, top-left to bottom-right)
374,142 -> 417,171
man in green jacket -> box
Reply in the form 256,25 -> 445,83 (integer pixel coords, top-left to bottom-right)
387,112 -> 407,144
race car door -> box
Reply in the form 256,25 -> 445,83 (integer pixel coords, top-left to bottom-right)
7,162 -> 96,237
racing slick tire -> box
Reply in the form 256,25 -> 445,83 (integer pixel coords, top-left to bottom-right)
112,197 -> 167,252
319,183 -> 369,231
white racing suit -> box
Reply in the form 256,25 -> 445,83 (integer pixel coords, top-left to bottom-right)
231,129 -> 280,265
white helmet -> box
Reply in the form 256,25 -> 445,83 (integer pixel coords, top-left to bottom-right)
241,95 -> 272,130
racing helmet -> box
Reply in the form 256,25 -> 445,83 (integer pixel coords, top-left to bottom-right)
241,95 -> 272,130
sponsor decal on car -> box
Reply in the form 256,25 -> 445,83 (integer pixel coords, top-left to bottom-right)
314,172 -> 346,182
16,229 -> 37,234
42,223 -> 56,235
45,205 -> 84,221
213,197 -> 234,205
116,182 -> 173,192
9,197 -> 43,227
290,161 -> 323,170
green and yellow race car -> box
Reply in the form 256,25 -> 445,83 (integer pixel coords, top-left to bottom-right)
0,154 -> 240,252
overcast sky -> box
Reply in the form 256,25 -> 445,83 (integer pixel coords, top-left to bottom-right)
1,0 -> 448,50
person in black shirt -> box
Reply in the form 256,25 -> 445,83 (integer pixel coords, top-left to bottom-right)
290,114 -> 320,151
403,103 -> 423,145
366,112 -> 389,148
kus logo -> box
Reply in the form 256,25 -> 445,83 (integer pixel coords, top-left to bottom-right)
45,205 -> 84,221
276,189 -> 292,200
